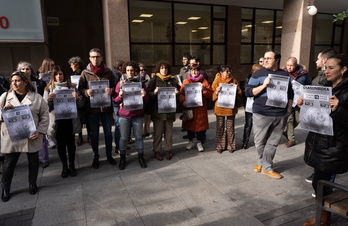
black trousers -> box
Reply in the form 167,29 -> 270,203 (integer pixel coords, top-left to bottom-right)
56,119 -> 76,167
312,169 -> 335,196
1,152 -> 39,190
242,112 -> 253,143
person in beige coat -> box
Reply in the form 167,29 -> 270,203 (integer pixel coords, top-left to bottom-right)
0,71 -> 49,202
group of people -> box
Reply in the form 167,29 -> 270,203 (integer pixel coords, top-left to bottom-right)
0,47 -> 347,226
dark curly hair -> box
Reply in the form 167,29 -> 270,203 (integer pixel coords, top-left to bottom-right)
153,60 -> 171,75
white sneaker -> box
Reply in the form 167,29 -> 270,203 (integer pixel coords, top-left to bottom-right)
197,142 -> 204,152
186,141 -> 195,150
47,138 -> 56,149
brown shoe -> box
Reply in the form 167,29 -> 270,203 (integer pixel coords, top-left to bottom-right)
303,210 -> 331,226
254,165 -> 262,172
261,170 -> 282,179
216,149 -> 222,154
154,152 -> 163,161
165,151 -> 172,160
285,140 -> 296,148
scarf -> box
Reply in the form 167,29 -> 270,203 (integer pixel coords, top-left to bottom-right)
188,73 -> 203,82
285,66 -> 307,80
90,63 -> 105,75
156,73 -> 171,81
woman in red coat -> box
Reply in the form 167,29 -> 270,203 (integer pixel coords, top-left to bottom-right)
180,64 -> 213,152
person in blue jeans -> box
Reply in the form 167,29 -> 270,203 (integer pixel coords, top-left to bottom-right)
113,61 -> 149,170
78,48 -> 117,169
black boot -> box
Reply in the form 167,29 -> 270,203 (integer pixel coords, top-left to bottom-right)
61,164 -> 69,178
119,154 -> 126,170
69,162 -> 77,177
29,183 -> 38,195
242,140 -> 249,149
138,153 -> 147,168
1,189 -> 10,202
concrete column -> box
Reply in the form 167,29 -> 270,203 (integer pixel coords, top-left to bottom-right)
281,0 -> 315,71
102,0 -> 130,68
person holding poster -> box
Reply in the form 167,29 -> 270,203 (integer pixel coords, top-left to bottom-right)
44,66 -> 84,178
0,71 -> 49,202
78,48 -> 116,169
147,60 -> 180,161
180,64 -> 213,152
113,61 -> 149,170
245,49 -> 293,179
211,65 -> 242,153
301,54 -> 348,226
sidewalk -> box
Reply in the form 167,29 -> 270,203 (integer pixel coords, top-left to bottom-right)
1,109 -> 348,226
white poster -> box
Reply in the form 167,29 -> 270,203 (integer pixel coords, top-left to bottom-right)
245,97 -> 254,113
158,87 -> 176,113
70,75 -> 81,88
300,86 -> 333,136
291,80 -> 303,107
89,80 -> 111,108
1,105 -> 36,142
266,74 -> 289,108
185,83 -> 202,108
217,83 -> 237,109
38,73 -> 51,85
122,82 -> 143,111
53,89 -> 77,120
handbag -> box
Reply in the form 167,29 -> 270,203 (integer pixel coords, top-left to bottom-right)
235,94 -> 245,108
179,108 -> 193,121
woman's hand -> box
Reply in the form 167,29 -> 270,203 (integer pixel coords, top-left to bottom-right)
174,88 -> 179,94
3,103 -> 13,109
330,95 -> 339,112
72,92 -> 78,100
215,86 -> 222,95
118,89 -> 124,98
48,93 -> 56,102
105,88 -> 112,95
297,96 -> 304,107
154,87 -> 159,95
87,89 -> 94,97
29,132 -> 40,140
141,88 -> 146,97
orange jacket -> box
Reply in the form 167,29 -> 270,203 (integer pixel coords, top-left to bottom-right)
180,76 -> 213,132
211,73 -> 242,116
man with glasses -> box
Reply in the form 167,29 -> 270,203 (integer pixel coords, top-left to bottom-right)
78,48 -> 117,169
245,49 -> 293,179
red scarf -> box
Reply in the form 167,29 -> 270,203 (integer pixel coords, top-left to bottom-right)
90,63 -> 105,75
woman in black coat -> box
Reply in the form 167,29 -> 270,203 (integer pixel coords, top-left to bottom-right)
301,54 -> 348,226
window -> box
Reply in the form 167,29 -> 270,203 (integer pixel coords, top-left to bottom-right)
241,8 -> 283,64
129,0 -> 227,66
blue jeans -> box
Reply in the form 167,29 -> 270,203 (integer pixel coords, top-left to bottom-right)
119,117 -> 144,154
88,112 -> 113,158
113,106 -> 120,150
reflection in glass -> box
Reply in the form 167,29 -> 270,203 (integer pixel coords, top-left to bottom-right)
315,14 -> 333,45
213,6 -> 226,19
129,1 -> 172,43
131,45 -> 172,66
241,22 -> 252,42
213,45 -> 225,65
214,21 -> 225,43
241,45 -> 252,64
275,11 -> 282,43
242,8 -> 253,20
255,9 -> 274,44
174,45 -> 210,65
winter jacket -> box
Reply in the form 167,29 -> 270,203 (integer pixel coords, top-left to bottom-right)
147,74 -> 180,121
179,75 -> 213,132
0,91 -> 49,153
304,78 -> 348,174
284,66 -> 311,85
78,63 -> 116,114
211,73 -> 242,116
113,77 -> 149,119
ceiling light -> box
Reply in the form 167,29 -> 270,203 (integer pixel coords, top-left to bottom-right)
307,6 -> 318,16
262,21 -> 273,24
245,25 -> 252,28
140,14 -> 153,18
241,29 -> 248,32
198,27 -> 208,29
132,20 -> 144,23
176,21 -> 188,25
276,26 -> 282,29
192,30 -> 198,32
188,17 -> 201,20
202,37 -> 210,40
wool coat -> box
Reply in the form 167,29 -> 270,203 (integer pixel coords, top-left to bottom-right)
0,91 -> 49,153
211,73 -> 242,116
179,75 -> 213,132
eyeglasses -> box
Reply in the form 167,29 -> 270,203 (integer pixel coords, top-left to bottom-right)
264,57 -> 274,61
90,56 -> 101,59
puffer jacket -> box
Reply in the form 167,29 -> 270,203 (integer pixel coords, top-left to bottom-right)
304,78 -> 348,174
147,74 -> 180,121
179,74 -> 213,132
211,73 -> 242,116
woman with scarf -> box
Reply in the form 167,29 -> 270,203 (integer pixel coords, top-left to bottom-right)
113,61 -> 149,170
44,66 -> 84,178
300,54 -> 348,226
211,65 -> 242,153
147,60 -> 180,161
180,63 -> 213,152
